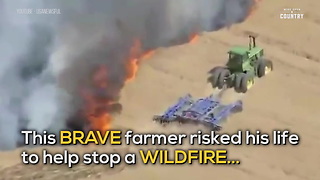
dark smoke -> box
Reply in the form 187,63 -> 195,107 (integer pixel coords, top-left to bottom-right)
0,0 -> 254,150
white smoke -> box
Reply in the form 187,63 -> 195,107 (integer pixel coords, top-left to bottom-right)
0,0 -> 253,150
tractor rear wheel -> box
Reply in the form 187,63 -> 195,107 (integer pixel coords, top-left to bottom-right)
207,66 -> 224,88
234,73 -> 244,93
234,73 -> 253,93
240,74 -> 254,93
217,68 -> 231,89
257,59 -> 273,77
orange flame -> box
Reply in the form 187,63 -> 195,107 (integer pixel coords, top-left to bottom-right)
189,33 -> 200,44
246,0 -> 262,19
82,38 -> 157,132
140,50 -> 155,60
125,58 -> 139,83
81,65 -> 112,132
126,39 -> 155,83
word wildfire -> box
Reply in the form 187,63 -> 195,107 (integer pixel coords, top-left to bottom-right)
139,150 -> 240,165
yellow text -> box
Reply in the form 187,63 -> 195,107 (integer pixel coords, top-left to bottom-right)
59,130 -> 122,145
139,149 -> 239,164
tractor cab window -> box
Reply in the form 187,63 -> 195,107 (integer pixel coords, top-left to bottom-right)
229,53 -> 242,62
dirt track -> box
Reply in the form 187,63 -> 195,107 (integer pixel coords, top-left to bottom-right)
1,0 -> 320,179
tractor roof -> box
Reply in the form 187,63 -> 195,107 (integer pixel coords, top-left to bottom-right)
229,46 -> 248,55
229,46 -> 262,56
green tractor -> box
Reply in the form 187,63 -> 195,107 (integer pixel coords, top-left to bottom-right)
208,35 -> 273,93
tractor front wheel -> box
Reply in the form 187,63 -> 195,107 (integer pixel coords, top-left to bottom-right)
257,59 -> 273,77
265,60 -> 273,75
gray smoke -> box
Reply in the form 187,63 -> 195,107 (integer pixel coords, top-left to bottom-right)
0,0 -> 254,150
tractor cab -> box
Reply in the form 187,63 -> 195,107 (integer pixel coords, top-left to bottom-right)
226,35 -> 259,73
226,48 -> 249,72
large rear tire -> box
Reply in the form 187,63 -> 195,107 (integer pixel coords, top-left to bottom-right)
234,73 -> 253,93
240,74 -> 254,93
234,73 -> 244,93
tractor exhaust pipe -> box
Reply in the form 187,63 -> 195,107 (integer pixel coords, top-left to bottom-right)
249,35 -> 256,49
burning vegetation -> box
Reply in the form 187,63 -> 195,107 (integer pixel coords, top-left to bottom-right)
77,39 -> 156,132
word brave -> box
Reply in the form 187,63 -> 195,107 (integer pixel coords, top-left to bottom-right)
60,131 -> 122,145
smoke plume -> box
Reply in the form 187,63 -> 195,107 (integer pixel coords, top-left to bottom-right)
0,0 -> 254,150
